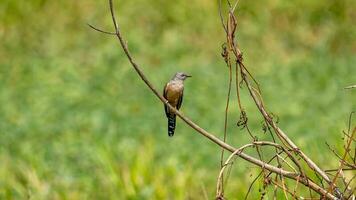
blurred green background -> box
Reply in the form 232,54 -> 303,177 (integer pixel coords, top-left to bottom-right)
0,0 -> 355,199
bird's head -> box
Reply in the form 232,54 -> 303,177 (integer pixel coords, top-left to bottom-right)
174,72 -> 192,81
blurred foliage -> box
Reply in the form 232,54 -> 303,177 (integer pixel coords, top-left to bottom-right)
0,0 -> 355,199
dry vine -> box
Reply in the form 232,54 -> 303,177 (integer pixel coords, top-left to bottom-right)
89,0 -> 355,199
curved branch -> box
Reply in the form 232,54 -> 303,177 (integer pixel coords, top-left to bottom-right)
89,1 -> 337,199
216,143 -> 254,198
99,0 -> 295,178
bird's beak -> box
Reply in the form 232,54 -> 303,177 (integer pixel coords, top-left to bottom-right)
185,74 -> 192,78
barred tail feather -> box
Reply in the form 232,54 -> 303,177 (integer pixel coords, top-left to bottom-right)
168,115 -> 176,137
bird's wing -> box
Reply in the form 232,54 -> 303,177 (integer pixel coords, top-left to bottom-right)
163,83 -> 170,117
176,88 -> 184,110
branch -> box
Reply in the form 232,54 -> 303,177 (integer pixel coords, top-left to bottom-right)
89,0 -> 338,199
93,0 -> 298,179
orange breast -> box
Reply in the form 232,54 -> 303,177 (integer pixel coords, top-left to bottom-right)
165,82 -> 183,107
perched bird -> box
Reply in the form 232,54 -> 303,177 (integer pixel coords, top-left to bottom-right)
163,72 -> 191,137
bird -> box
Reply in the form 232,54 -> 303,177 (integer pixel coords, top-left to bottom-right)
163,72 -> 191,137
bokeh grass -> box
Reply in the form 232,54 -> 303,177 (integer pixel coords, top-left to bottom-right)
0,0 -> 355,199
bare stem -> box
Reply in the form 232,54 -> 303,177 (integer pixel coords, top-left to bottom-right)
88,0 -> 338,199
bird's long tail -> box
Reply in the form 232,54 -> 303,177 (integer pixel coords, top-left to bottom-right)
168,115 -> 176,137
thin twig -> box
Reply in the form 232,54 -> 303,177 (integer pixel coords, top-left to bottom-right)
245,154 -> 282,200
271,179 -> 301,200
219,49 -> 233,196
216,144 -> 255,198
87,23 -> 117,35
218,0 -> 228,33
327,124 -> 356,197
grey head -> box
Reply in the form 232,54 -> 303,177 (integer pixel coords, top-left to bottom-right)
172,72 -> 192,81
